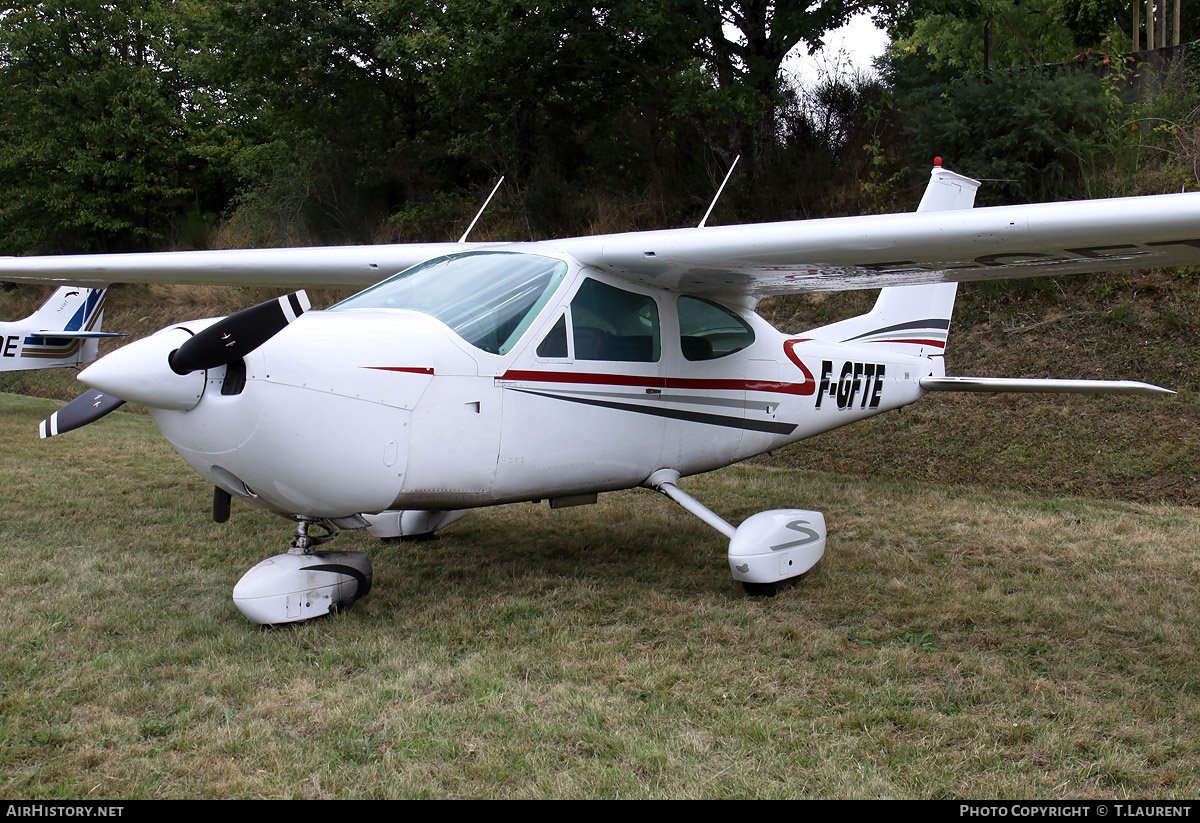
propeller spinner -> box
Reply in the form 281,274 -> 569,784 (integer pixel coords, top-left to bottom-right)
38,291 -> 310,437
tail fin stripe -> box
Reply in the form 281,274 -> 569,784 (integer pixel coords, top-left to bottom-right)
844,318 -> 951,343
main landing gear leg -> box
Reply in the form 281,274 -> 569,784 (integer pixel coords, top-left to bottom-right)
231,517 -> 374,625
643,469 -> 827,597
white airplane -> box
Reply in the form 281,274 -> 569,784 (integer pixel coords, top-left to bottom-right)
1,163 -> 1195,624
0,285 -> 120,372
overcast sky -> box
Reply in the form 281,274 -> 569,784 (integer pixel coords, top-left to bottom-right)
784,12 -> 891,87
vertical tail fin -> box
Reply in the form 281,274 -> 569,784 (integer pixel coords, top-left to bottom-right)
802,163 -> 980,357
0,286 -> 120,372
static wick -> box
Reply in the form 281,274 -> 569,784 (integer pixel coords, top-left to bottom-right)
699,155 -> 741,229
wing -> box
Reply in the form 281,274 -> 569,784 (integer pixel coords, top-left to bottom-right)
2,168 -> 1198,295
550,189 -> 1200,296
0,242 -> 470,288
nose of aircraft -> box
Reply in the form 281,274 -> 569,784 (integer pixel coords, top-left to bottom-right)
78,290 -> 312,411
41,291 -> 312,439
79,326 -> 207,410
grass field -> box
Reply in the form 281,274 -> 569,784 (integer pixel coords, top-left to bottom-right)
2,391 -> 1198,799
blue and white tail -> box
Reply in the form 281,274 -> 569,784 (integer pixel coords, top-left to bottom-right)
0,286 -> 121,372
801,164 -> 980,358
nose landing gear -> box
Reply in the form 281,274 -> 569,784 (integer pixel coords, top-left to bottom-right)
231,517 -> 374,625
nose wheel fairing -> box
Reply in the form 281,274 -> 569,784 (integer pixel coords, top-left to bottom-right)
232,547 -> 373,625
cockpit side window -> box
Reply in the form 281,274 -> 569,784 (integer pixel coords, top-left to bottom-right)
677,296 -> 755,360
536,313 -> 569,358
569,279 -> 660,362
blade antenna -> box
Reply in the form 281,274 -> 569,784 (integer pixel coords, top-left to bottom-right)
698,155 -> 740,228
458,176 -> 505,243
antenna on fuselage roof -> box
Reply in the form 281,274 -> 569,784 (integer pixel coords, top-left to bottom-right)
698,155 -> 741,229
458,176 -> 505,243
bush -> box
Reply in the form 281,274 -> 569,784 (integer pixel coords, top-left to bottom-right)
899,67 -> 1108,205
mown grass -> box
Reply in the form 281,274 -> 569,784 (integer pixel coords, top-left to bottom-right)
1,392 -> 1197,799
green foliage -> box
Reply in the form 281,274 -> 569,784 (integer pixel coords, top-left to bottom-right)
386,1 -> 706,236
1057,0 -> 1120,48
861,132 -> 911,213
899,67 -> 1109,204
1,0 -> 1195,252
185,0 -> 433,244
1093,55 -> 1200,197
884,1 -> 1200,204
880,0 -> 1126,76
0,1 -> 210,252
680,0 -> 881,156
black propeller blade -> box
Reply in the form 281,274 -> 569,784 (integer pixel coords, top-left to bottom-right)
169,291 -> 310,375
39,391 -> 125,439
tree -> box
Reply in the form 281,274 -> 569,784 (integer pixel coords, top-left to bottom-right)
682,1 -> 892,175
192,0 -> 706,240
0,1 -> 208,253
375,0 -> 725,235
877,0 -> 1160,78
0,1 -> 918,250
902,67 -> 1109,204
183,0 -> 434,244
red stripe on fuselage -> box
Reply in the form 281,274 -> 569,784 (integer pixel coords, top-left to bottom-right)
366,366 -> 435,375
499,369 -> 815,396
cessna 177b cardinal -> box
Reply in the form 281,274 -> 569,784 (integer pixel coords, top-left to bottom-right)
0,163 -> 1193,624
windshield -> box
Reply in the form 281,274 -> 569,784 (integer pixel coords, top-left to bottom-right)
330,251 -> 568,355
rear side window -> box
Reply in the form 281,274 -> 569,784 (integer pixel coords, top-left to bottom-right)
677,296 -> 754,360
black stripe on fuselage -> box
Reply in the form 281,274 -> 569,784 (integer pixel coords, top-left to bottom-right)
512,388 -> 797,435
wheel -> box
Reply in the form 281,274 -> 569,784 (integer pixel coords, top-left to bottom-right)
379,531 -> 439,544
742,576 -> 800,597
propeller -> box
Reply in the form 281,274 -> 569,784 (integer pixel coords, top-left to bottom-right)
38,390 -> 125,439
169,291 -> 311,375
39,290 -> 311,438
